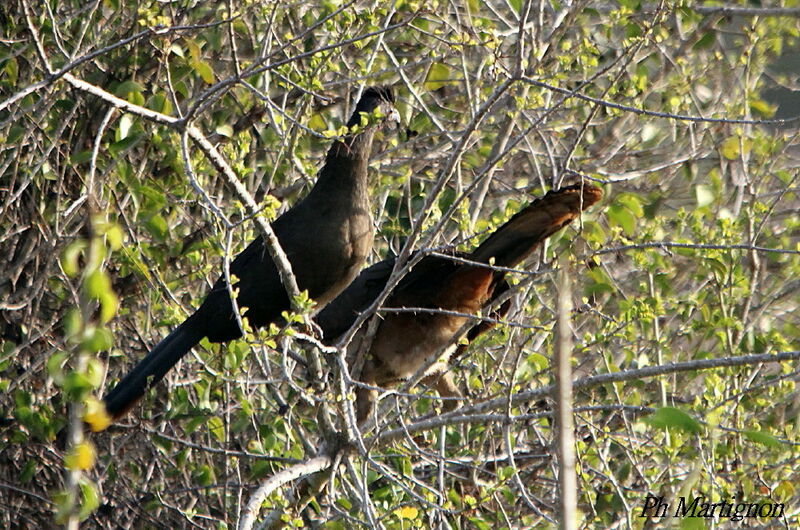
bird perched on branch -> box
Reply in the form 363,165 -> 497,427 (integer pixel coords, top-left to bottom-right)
103,86 -> 399,420
315,184 -> 603,422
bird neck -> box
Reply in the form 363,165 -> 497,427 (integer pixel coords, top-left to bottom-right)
313,128 -> 377,199
327,127 -> 378,164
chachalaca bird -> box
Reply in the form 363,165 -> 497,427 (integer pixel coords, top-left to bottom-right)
315,183 -> 603,421
103,86 -> 398,420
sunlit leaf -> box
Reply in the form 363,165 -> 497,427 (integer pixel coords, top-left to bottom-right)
65,442 -> 96,471
83,398 -> 112,433
644,407 -> 702,434
424,62 -> 452,91
695,184 -> 714,207
207,416 -> 225,443
394,506 -> 418,520
744,430 -> 781,449
192,60 -> 215,84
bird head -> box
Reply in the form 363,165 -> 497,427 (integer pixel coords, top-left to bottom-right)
347,85 -> 400,131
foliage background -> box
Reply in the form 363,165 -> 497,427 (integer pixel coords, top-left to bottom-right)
1,0 -> 799,528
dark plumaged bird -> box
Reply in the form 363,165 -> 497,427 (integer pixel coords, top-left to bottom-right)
315,184 -> 603,421
103,86 -> 398,420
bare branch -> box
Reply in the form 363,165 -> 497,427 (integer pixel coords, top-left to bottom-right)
375,350 -> 800,444
238,455 -> 333,530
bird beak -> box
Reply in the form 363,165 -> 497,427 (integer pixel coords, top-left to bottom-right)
388,108 -> 400,125
385,107 -> 401,132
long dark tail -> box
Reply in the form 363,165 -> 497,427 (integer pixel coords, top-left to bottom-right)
103,314 -> 205,419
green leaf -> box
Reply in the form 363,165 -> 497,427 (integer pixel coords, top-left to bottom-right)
526,352 -> 549,372
63,371 -> 94,398
625,22 -> 641,39
119,114 -> 134,139
424,62 -> 451,91
61,241 -> 87,277
46,352 -> 69,383
498,465 -> 514,480
719,136 -> 739,160
208,416 -> 225,443
679,516 -> 707,530
185,37 -> 201,61
85,269 -> 112,300
78,479 -> 100,520
192,60 -> 215,84
467,517 -> 491,530
607,204 -> 636,235
3,56 -> 18,85
617,0 -> 642,9
693,32 -> 715,50
145,213 -> 168,240
104,224 -> 124,250
63,309 -> 82,340
84,269 -> 118,323
109,134 -> 141,156
394,506 -> 418,520
586,265 -> 614,295
749,98 -> 776,118
80,327 -> 113,353
408,112 -> 432,135
580,219 -> 606,246
719,136 -> 753,160
703,257 -> 726,278
71,150 -> 93,164
695,184 -> 714,207
308,113 -> 327,132
744,430 -> 780,449
7,124 -> 25,144
215,124 -> 234,138
98,290 -> 119,323
147,93 -> 173,115
184,414 -> 207,434
19,460 -> 36,483
114,80 -> 144,99
644,406 -> 702,434
774,480 -> 795,501
192,464 -> 214,486
616,193 -> 644,217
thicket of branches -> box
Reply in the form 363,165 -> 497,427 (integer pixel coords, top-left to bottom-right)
1,0 -> 799,528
